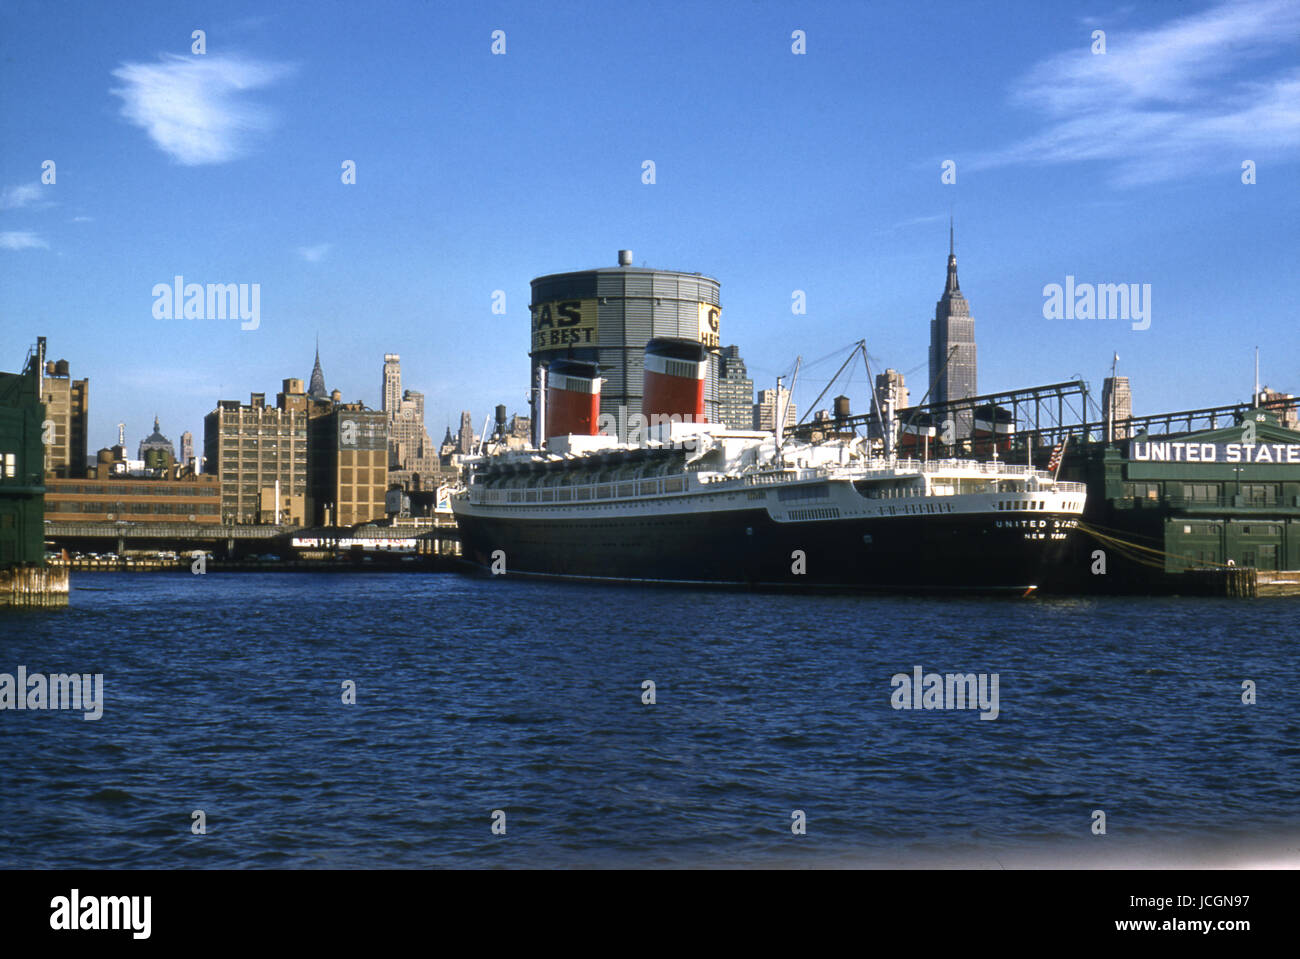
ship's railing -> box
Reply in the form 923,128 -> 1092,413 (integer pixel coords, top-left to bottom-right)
468,463 -> 1091,505
914,459 -> 1040,476
472,474 -> 690,505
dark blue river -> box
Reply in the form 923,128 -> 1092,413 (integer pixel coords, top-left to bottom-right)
2,572 -> 1298,868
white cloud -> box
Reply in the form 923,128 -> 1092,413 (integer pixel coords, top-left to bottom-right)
971,0 -> 1300,185
71,216 -> 93,223
298,243 -> 331,262
0,231 -> 49,250
110,54 -> 293,165
0,183 -> 44,210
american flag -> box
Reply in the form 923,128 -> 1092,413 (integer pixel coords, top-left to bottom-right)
1047,437 -> 1069,474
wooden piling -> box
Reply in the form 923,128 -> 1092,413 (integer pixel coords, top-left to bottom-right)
0,565 -> 70,607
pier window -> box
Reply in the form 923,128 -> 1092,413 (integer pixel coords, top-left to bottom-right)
1240,524 -> 1281,536
1124,482 -> 1161,502
1240,484 -> 1278,507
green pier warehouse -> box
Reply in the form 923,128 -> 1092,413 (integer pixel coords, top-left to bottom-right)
1049,407 -> 1300,594
0,338 -> 68,606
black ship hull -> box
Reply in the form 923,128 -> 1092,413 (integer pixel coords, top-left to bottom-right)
455,506 -> 1079,594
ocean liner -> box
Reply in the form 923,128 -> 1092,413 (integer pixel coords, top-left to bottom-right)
452,338 -> 1087,593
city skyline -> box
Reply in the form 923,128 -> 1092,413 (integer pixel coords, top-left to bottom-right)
2,0 -> 1297,453
5,0 -> 1300,890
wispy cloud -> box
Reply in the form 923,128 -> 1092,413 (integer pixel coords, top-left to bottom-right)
892,213 -> 949,230
0,231 -> 49,250
870,212 -> 950,240
297,243 -> 332,263
970,0 -> 1300,186
1078,7 -> 1134,29
110,54 -> 293,165
0,183 -> 44,210
71,216 -> 93,223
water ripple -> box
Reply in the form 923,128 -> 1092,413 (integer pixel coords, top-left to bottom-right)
1,574 -> 1298,866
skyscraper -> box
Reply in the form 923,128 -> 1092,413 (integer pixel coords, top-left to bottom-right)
754,388 -> 795,433
457,410 -> 475,455
929,220 -> 977,433
308,338 -> 328,401
383,353 -> 402,414
875,369 -> 910,413
1103,376 -> 1133,441
382,353 -> 439,481
716,345 -> 755,430
38,354 -> 88,478
180,430 -> 194,470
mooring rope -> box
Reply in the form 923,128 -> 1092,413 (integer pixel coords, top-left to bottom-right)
1074,520 -> 1240,573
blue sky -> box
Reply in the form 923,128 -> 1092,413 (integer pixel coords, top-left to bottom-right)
1,0 -> 1297,453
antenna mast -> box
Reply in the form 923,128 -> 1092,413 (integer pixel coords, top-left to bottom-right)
1107,352 -> 1118,444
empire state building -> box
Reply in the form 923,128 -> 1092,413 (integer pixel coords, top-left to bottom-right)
929,220 -> 977,432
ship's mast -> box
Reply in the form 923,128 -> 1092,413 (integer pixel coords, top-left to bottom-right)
532,364 -> 547,450
773,356 -> 801,467
884,382 -> 897,462
1254,346 -> 1260,407
774,375 -> 785,465
858,345 -> 896,462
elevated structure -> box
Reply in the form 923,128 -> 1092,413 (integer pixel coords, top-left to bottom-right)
791,379 -> 1092,455
45,474 -> 221,525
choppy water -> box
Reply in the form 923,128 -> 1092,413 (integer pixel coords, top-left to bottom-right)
1,572 -> 1298,868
